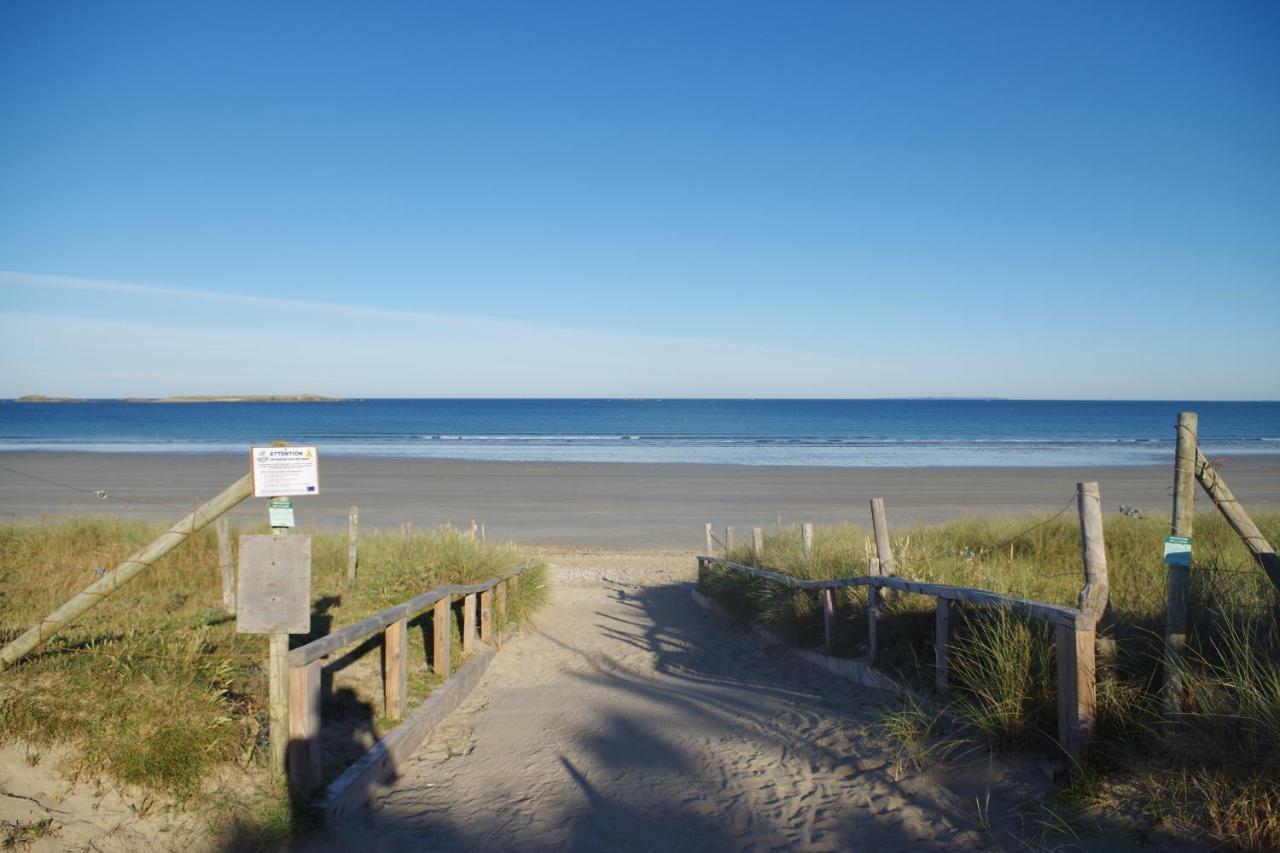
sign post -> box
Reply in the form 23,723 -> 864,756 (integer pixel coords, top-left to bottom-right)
242,443 -> 321,775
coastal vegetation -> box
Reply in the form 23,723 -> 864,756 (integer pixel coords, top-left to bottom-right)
701,511 -> 1280,851
0,519 -> 546,846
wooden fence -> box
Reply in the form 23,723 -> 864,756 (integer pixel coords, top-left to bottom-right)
286,561 -> 533,819
699,481 -> 1109,763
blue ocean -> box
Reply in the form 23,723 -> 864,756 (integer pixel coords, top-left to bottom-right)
0,399 -> 1276,467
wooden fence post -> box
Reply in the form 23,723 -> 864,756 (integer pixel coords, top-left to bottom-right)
287,660 -> 322,793
802,522 -> 814,558
480,588 -> 493,643
752,527 -> 765,561
725,526 -> 735,551
215,515 -> 235,613
1167,412 -> 1197,711
1056,625 -> 1096,764
463,593 -> 477,655
433,597 -> 452,678
1076,482 -> 1110,617
269,633 -> 290,773
870,498 -> 896,577
866,557 -> 881,661
705,522 -> 714,555
347,506 -> 359,582
934,598 -> 953,694
822,588 -> 836,653
384,617 -> 408,720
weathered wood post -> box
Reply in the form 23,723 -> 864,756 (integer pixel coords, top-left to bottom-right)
347,506 -> 359,582
1056,623 -> 1096,765
870,498 -> 896,576
934,598 -> 954,694
287,661 -> 322,792
433,597 -> 452,678
752,527 -> 765,561
1167,412 -> 1197,710
384,618 -> 408,720
725,526 -> 735,551
1076,482 -> 1110,617
479,588 -> 493,643
215,515 -> 235,613
821,588 -> 836,653
866,557 -> 881,660
463,593 -> 477,655
704,522 -> 714,555
494,580 -> 508,649
802,522 -> 814,558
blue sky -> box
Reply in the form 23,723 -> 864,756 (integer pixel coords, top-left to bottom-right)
1,1 -> 1277,398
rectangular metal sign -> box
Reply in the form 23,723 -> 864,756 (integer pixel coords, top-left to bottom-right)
268,498 -> 295,528
1163,535 -> 1192,568
251,446 -> 320,498
237,534 -> 312,634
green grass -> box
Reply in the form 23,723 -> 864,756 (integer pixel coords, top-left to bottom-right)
701,510 -> 1280,851
0,518 -> 546,846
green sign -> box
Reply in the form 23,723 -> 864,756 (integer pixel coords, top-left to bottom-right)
269,498 -> 295,529
1163,535 -> 1192,568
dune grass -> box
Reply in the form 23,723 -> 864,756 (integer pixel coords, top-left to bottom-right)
701,510 -> 1280,850
0,517 -> 546,846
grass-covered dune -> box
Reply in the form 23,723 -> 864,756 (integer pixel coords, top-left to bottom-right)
0,519 -> 546,844
700,511 -> 1280,851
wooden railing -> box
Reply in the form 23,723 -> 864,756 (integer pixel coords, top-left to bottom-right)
286,562 -> 534,808
698,482 -> 1109,763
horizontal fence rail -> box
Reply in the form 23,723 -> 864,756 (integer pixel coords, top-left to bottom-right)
698,482 -> 1109,764
286,561 -> 535,799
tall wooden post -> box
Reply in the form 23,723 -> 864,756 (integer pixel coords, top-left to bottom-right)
934,598 -> 954,694
1056,625 -> 1096,764
802,522 -> 814,558
347,506 -> 359,582
866,557 -> 881,661
287,660 -> 321,792
725,526 -> 735,551
752,527 -> 765,561
1167,412 -> 1197,711
463,593 -> 477,655
480,588 -> 493,643
704,522 -> 714,555
870,498 -> 896,576
215,515 -> 235,613
1075,482 -> 1109,617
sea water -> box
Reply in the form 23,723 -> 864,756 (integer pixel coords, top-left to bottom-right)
0,399 -> 1276,467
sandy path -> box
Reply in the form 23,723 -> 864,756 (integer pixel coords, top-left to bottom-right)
307,551 -> 1093,852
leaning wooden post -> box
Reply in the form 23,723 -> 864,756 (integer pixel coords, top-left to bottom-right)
0,473 -> 253,669
384,617 -> 408,720
1194,447 -> 1280,591
802,522 -> 814,558
287,660 -> 322,792
870,498 -> 896,576
752,527 -> 765,561
215,515 -> 235,613
347,506 -> 359,582
704,522 -> 714,555
433,597 -> 452,678
1167,412 -> 1197,710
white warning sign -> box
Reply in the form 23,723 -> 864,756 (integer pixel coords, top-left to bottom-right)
251,446 -> 320,498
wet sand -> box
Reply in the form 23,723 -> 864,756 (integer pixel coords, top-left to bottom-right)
2,452 -> 1278,548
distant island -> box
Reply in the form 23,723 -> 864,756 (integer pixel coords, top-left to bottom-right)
15,394 -> 341,403
15,395 -> 87,403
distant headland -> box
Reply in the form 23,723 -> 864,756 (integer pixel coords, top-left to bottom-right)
16,394 -> 341,403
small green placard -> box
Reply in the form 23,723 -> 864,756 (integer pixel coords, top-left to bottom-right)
1163,535 -> 1192,568
269,498 -> 295,529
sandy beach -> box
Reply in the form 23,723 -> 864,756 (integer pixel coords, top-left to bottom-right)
3,452 -> 1279,548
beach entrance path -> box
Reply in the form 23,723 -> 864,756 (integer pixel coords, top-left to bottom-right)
307,550 -> 1074,851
